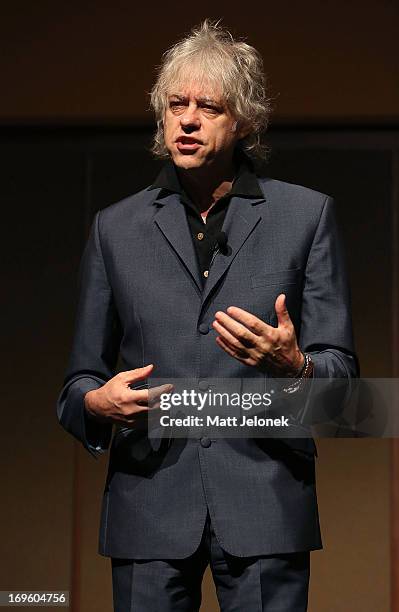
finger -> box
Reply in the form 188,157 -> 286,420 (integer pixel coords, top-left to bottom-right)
148,399 -> 162,411
130,403 -> 150,414
275,294 -> 291,327
126,383 -> 173,409
224,306 -> 270,336
120,364 -> 154,384
216,332 -> 251,360
214,310 -> 258,345
215,335 -> 255,366
148,383 -> 174,408
212,319 -> 254,350
131,405 -> 151,417
125,388 -> 151,405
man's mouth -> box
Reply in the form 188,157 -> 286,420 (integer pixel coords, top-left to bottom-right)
175,136 -> 203,152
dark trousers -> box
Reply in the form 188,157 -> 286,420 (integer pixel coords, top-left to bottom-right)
111,512 -> 310,612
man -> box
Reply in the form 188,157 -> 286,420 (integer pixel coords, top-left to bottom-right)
57,20 -> 358,611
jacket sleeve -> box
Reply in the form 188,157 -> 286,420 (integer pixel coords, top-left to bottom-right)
56,210 -> 123,458
296,195 -> 359,425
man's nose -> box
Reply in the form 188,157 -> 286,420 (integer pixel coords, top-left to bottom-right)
180,105 -> 200,131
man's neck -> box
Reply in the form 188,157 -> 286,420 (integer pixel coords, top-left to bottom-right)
176,159 -> 236,214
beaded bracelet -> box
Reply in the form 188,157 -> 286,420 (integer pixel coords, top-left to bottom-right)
282,353 -> 314,394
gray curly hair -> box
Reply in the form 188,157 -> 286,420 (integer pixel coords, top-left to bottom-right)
149,20 -> 272,160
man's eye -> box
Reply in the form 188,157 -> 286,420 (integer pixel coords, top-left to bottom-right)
170,102 -> 185,111
202,105 -> 221,114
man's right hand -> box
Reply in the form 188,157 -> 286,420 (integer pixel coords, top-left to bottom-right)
84,364 -> 171,428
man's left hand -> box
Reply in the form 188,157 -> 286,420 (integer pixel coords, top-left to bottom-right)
212,294 -> 304,378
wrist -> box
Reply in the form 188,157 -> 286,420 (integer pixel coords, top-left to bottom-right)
282,351 -> 305,378
293,351 -> 306,377
282,353 -> 314,394
84,389 -> 100,419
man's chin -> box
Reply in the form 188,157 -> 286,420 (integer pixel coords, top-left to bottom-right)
172,153 -> 207,171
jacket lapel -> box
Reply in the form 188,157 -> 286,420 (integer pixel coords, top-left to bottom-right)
201,195 -> 265,306
153,192 -> 202,293
153,190 -> 266,301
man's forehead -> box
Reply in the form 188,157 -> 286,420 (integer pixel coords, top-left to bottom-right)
167,83 -> 223,104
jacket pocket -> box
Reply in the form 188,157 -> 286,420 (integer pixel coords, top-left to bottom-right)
251,268 -> 303,288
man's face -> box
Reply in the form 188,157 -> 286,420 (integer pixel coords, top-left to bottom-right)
163,84 -> 244,171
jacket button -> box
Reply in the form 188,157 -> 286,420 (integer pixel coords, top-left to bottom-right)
200,437 -> 211,448
198,323 -> 209,334
198,380 -> 209,391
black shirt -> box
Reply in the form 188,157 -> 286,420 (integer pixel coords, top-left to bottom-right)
150,153 -> 264,285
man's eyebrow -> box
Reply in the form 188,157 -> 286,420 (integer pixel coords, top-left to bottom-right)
196,97 -> 222,106
168,94 -> 222,106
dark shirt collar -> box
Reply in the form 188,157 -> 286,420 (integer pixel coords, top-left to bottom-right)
149,151 -> 264,201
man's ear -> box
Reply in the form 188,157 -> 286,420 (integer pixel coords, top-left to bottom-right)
235,121 -> 251,140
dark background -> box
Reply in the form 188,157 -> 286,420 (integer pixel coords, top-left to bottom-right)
1,2 -> 398,610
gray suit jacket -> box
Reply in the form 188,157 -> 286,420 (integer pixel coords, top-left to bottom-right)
57,172 -> 358,558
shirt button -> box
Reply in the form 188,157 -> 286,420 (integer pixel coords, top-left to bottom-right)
197,232 -> 204,241
203,270 -> 209,278
200,437 -> 212,448
198,323 -> 209,334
